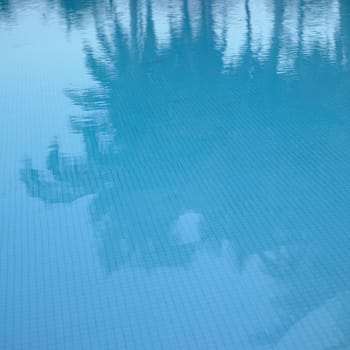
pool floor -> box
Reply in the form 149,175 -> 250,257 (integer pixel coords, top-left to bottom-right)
1,0 -> 350,349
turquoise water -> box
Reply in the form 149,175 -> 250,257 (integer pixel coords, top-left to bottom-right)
1,0 -> 350,348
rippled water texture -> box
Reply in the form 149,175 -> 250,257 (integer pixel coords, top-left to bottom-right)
1,0 -> 350,349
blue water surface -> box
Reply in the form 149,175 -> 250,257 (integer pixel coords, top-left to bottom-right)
1,0 -> 350,349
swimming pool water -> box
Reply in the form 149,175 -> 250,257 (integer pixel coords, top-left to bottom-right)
1,0 -> 350,349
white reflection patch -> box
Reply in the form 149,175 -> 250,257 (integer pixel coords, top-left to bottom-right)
249,0 -> 275,62
172,211 -> 203,244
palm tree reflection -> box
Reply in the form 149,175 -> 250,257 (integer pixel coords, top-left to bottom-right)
19,0 -> 350,346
